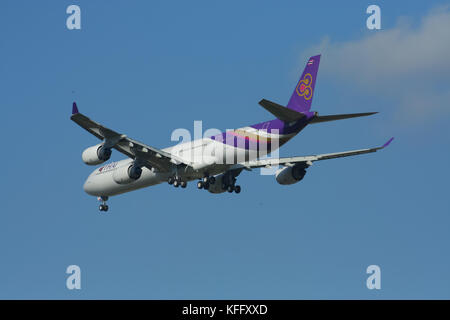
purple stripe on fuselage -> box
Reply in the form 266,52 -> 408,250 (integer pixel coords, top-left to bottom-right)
210,113 -> 314,151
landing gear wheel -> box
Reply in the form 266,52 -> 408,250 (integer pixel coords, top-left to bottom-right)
227,185 -> 234,193
197,181 -> 204,189
202,176 -> 209,184
234,185 -> 241,194
181,181 -> 187,188
209,176 -> 216,185
98,196 -> 109,212
173,179 -> 180,187
168,177 -> 174,185
99,204 -> 109,212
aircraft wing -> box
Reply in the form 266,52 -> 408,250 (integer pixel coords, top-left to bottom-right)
70,102 -> 187,171
243,138 -> 394,169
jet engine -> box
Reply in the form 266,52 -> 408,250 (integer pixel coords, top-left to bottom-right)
112,164 -> 142,184
82,143 -> 112,165
275,164 -> 307,185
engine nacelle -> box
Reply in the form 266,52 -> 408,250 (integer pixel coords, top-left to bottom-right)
112,164 -> 142,185
82,144 -> 112,165
275,164 -> 307,185
207,174 -> 226,194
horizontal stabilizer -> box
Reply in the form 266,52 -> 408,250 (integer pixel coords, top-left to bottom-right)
258,99 -> 305,122
309,112 -> 378,124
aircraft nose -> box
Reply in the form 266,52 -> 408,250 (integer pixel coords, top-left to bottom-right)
83,178 -> 96,195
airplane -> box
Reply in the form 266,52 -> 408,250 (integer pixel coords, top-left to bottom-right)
71,55 -> 393,212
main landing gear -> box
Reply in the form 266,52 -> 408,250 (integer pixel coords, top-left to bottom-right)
168,176 -> 187,188
197,174 -> 241,194
221,173 -> 241,194
225,184 -> 241,194
98,196 -> 109,212
197,175 -> 216,190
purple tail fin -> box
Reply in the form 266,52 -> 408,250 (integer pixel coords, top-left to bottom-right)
286,55 -> 321,113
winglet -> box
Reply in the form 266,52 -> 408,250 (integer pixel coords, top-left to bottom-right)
72,102 -> 79,115
382,137 -> 394,148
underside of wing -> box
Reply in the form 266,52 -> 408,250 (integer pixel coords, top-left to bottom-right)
70,102 -> 187,171
243,138 -> 394,169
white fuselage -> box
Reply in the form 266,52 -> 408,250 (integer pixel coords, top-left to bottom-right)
83,136 -> 273,197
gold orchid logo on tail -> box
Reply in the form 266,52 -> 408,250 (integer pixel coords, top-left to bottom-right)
296,73 -> 313,100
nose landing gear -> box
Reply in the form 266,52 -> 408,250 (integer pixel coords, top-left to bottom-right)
98,196 -> 109,212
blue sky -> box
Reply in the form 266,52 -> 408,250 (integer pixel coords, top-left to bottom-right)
1,0 -> 450,299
